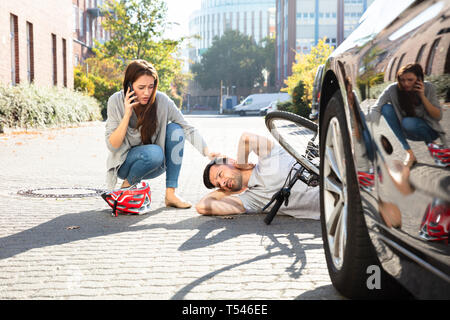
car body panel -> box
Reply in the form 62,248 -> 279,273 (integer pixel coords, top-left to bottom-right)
319,0 -> 450,298
311,64 -> 324,120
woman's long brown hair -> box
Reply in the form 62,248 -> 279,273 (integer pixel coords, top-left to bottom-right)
396,63 -> 424,117
123,60 -> 159,144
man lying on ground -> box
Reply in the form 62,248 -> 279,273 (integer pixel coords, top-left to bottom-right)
195,132 -> 319,219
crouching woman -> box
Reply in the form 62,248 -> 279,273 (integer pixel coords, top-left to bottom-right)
105,59 -> 217,208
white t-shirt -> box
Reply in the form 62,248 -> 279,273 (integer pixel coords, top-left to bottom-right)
237,144 -> 320,220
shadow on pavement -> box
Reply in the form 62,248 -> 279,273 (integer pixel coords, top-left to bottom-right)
295,284 -> 345,300
0,208 -> 324,299
0,207 -> 164,260
169,215 -> 323,299
0,209 -> 320,259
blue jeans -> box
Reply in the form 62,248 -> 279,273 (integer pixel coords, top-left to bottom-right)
381,104 -> 438,150
117,123 -> 185,188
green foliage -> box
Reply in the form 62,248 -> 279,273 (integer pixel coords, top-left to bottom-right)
74,57 -> 122,119
426,74 -> 450,102
98,0 -> 184,93
277,81 -> 311,118
191,30 -> 269,90
74,67 -> 95,96
167,70 -> 193,109
291,80 -> 311,117
0,83 -> 101,129
260,36 -> 276,87
283,38 -> 333,105
276,101 -> 294,113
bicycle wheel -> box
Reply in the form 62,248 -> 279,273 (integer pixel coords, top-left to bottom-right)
265,111 -> 319,176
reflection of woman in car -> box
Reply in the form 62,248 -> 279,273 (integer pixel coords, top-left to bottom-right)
369,63 -> 446,167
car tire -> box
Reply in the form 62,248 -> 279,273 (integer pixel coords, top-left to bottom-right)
239,111 -> 246,116
319,91 -> 410,299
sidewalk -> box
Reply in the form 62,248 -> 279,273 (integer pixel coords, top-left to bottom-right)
0,116 -> 343,300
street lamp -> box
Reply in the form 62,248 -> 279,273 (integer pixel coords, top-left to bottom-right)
219,80 -> 224,114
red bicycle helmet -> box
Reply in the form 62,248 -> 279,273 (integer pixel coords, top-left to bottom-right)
101,182 -> 152,217
419,198 -> 449,244
427,143 -> 450,167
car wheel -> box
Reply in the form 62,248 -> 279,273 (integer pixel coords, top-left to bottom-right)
320,91 -> 409,299
239,111 -> 246,116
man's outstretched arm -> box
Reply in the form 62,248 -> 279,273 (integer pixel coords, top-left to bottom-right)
236,132 -> 273,166
196,189 -> 246,215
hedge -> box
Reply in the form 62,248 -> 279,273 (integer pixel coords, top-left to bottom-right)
0,83 -> 102,131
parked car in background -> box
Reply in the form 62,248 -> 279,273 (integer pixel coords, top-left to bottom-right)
310,64 -> 324,121
259,100 -> 279,116
317,0 -> 449,299
233,93 -> 290,116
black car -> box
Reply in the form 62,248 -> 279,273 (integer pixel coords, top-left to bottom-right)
318,0 -> 449,299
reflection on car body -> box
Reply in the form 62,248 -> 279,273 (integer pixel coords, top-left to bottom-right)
310,64 -> 324,121
318,0 -> 450,299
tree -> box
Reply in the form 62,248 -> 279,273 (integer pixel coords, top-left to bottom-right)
283,38 -> 333,105
74,57 -> 123,118
191,30 -> 265,90
98,0 -> 184,93
260,36 -> 276,87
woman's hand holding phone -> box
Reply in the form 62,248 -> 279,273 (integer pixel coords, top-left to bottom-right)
413,79 -> 425,97
124,84 -> 139,116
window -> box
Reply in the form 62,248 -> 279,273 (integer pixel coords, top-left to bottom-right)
425,38 -> 440,75
62,38 -> 67,87
243,98 -> 253,106
73,5 -> 79,33
445,44 -> 450,74
395,53 -> 406,76
79,9 -> 84,37
415,44 -> 426,64
389,57 -> 397,81
10,14 -> 19,85
26,22 -> 34,83
52,34 -> 57,85
86,16 -> 91,46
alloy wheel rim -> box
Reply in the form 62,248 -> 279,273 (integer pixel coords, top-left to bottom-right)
323,117 -> 348,270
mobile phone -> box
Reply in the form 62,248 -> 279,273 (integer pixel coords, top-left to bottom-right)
127,82 -> 136,99
414,80 -> 422,88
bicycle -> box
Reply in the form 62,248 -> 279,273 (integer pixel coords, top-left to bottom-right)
262,111 -> 320,225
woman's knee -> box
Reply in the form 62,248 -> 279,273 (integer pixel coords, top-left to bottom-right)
401,117 -> 425,134
139,145 -> 164,165
381,104 -> 395,117
166,123 -> 185,144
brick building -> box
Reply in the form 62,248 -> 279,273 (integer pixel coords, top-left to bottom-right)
0,0 -> 73,88
0,0 -> 109,89
72,0 -> 110,68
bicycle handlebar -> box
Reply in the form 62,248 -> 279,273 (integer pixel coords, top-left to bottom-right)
264,197 -> 284,225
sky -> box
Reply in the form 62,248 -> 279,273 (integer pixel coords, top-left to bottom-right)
164,0 -> 202,40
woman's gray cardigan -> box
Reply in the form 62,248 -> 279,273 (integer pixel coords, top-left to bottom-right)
105,90 -> 208,189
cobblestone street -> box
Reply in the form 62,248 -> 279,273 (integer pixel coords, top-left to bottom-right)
0,114 -> 344,300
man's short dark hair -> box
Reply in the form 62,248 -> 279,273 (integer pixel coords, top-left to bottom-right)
203,157 -> 230,189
